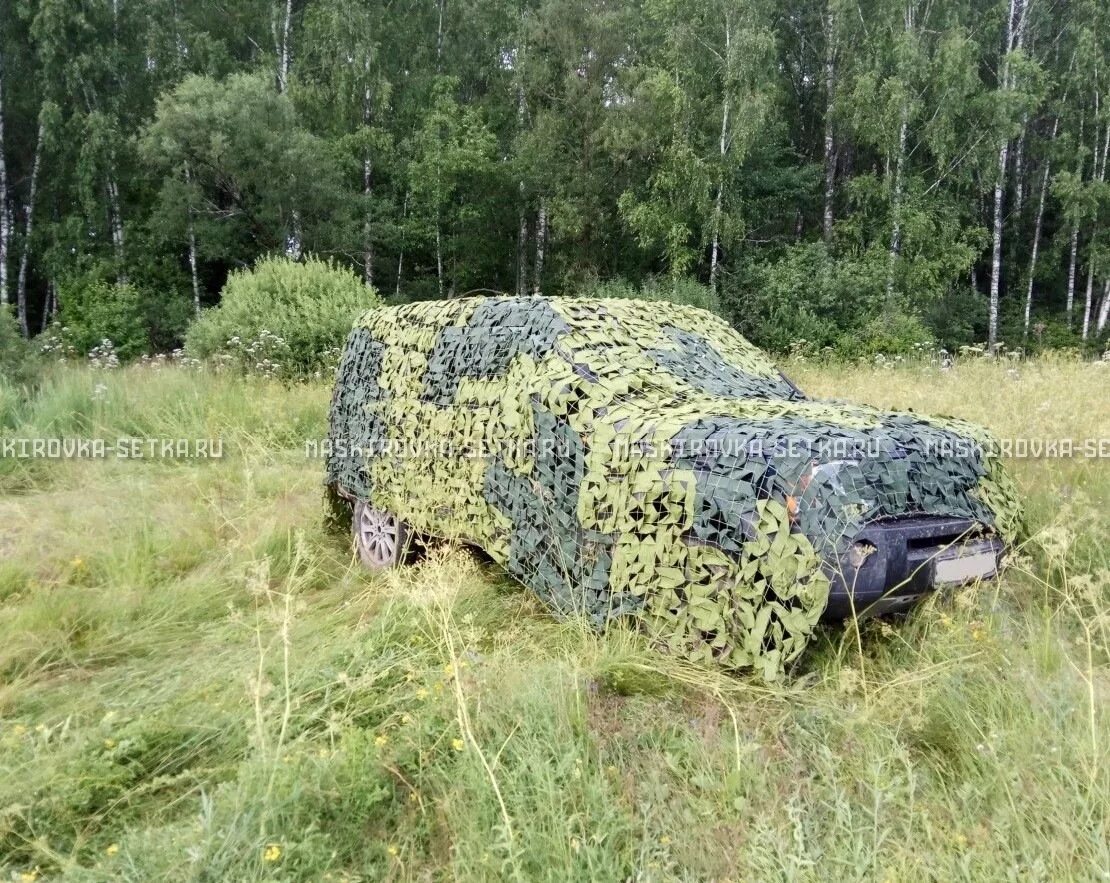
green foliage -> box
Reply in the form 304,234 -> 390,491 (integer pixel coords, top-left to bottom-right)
0,310 -> 40,388
838,311 -> 935,357
55,275 -> 152,360
186,256 -> 381,377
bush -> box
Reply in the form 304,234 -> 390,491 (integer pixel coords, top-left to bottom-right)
56,275 -> 152,360
186,256 -> 380,378
0,308 -> 40,387
836,311 -> 933,357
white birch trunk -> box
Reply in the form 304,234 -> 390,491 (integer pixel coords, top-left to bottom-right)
435,214 -> 444,298
17,117 -> 45,337
822,7 -> 837,241
1066,225 -> 1079,327
436,0 -> 446,69
988,139 -> 1008,350
0,53 -> 9,310
395,191 -> 408,298
987,0 -> 1029,350
1096,279 -> 1110,334
183,164 -> 201,316
709,15 -> 732,297
1023,117 -> 1057,339
277,0 -> 293,93
1081,253 -> 1095,340
532,199 -> 546,296
885,109 -> 908,304
362,56 -> 374,288
1012,114 -> 1027,218
517,187 -> 528,296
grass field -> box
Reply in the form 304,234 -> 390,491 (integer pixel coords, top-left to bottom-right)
0,358 -> 1107,881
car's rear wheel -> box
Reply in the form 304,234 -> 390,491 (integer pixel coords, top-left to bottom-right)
353,500 -> 408,570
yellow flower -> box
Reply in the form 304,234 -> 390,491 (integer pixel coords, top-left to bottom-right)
415,687 -> 429,700
19,870 -> 40,883
106,843 -> 120,856
374,733 -> 389,748
12,724 -> 27,737
408,791 -> 419,803
451,738 -> 465,752
104,738 -> 117,749
263,843 -> 282,863
387,844 -> 399,857
660,835 -> 671,846
71,557 -> 86,569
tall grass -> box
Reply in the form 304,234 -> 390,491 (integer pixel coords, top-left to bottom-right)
0,360 -> 1106,880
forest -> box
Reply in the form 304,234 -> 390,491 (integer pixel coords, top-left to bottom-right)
1,0 -> 1109,356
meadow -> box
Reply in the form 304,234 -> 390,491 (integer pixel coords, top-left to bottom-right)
0,357 -> 1107,881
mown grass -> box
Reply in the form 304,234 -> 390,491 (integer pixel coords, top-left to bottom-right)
0,359 -> 1107,881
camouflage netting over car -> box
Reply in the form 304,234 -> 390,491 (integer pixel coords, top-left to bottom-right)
327,297 -> 1022,679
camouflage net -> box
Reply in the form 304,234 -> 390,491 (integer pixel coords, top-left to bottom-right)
327,297 -> 1022,679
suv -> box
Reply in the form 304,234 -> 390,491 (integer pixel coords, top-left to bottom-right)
326,297 -> 1021,677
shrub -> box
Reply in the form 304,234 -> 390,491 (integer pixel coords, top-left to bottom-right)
186,256 -> 380,378
837,311 -> 934,357
0,309 -> 40,387
56,276 -> 152,360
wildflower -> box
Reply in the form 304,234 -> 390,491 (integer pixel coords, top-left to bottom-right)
106,843 -> 120,856
408,791 -> 419,803
72,557 -> 86,570
19,869 -> 39,882
415,687 -> 429,700
263,843 -> 282,863
13,724 -> 27,737
451,738 -> 465,752
374,733 -> 389,748
104,738 -> 117,749
659,835 -> 671,846
387,844 -> 399,857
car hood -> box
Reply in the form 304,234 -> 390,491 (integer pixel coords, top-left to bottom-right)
664,398 -> 1017,558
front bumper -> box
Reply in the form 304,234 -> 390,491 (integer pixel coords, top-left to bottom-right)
821,516 -> 1004,621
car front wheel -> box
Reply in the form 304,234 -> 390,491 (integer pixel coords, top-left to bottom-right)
353,500 -> 408,570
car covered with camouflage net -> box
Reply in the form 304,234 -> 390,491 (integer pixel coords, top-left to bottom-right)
326,296 -> 1022,678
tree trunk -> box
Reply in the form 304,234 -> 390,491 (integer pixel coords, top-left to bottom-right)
184,164 -> 201,316
708,14 -> 732,298
885,108 -> 908,305
1012,114 -> 1027,219
1096,278 -> 1110,334
362,56 -> 374,288
532,199 -> 546,296
1023,117 -> 1057,339
1081,123 -> 1109,340
17,117 -> 45,337
1066,224 -> 1079,327
0,52 -> 9,311
987,0 -> 1029,350
987,138 -> 1008,350
395,191 -> 408,298
107,174 -> 125,271
1081,253 -> 1095,340
822,6 -> 837,241
516,187 -> 528,296
436,0 -> 447,70
40,278 -> 55,332
277,0 -> 293,93
435,213 -> 444,298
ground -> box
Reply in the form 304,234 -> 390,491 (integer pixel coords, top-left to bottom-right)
0,357 -> 1107,881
